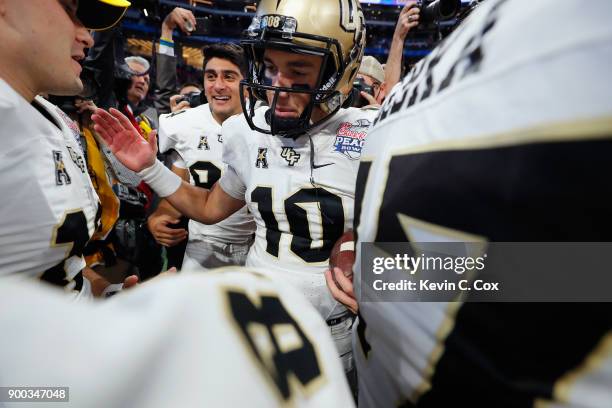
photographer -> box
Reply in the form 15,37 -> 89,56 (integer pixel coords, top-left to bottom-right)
354,56 -> 387,107
170,82 -> 205,113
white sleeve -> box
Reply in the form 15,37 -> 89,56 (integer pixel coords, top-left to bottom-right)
168,149 -> 186,169
219,116 -> 248,200
157,113 -> 178,154
219,164 -> 246,200
0,271 -> 355,407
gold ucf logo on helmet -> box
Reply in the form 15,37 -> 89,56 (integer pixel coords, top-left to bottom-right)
280,147 -> 300,166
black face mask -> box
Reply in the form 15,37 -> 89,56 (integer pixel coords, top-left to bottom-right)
263,83 -> 314,138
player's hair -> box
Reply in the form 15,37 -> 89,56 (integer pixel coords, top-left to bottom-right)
202,43 -> 247,78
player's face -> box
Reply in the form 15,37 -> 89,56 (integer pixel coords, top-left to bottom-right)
204,57 -> 243,123
2,0 -> 94,97
263,48 -> 323,120
127,61 -> 150,104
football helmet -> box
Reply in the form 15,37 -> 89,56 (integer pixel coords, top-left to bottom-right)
240,0 -> 366,137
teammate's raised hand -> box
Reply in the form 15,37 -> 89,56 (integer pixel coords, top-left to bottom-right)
92,108 -> 158,172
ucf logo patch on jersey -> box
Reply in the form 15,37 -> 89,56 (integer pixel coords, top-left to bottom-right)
256,148 -> 269,169
53,150 -> 71,186
280,147 -> 300,166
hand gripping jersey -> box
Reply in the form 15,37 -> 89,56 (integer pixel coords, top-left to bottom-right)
220,106 -> 378,320
353,0 -> 612,406
158,104 -> 255,244
0,268 -> 354,407
0,80 -> 99,299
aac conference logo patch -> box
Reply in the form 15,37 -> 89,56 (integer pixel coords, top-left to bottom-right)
333,119 -> 370,160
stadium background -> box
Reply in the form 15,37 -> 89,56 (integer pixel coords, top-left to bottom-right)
123,0 -> 476,87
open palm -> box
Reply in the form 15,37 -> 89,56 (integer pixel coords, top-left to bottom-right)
91,108 -> 157,172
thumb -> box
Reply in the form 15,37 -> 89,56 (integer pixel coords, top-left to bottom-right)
148,129 -> 159,155
123,275 -> 139,289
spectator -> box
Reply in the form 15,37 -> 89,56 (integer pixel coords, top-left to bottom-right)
124,56 -> 158,131
356,56 -> 387,105
385,0 -> 420,92
170,82 -> 205,113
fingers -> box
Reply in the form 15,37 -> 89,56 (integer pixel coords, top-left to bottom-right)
172,8 -> 196,34
172,101 -> 191,112
91,111 -> 115,146
157,236 -> 186,247
93,109 -> 128,142
170,94 -> 182,108
109,108 -> 140,135
148,129 -> 159,156
157,227 -> 188,239
157,267 -> 178,278
123,275 -> 139,289
333,267 -> 355,298
400,0 -> 418,15
324,269 -> 358,314
360,91 -> 380,107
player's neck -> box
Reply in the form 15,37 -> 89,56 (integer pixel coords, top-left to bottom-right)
0,68 -> 37,103
211,109 -> 238,126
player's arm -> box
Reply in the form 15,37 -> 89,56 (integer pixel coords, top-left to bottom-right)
92,108 -> 245,225
148,165 -> 189,247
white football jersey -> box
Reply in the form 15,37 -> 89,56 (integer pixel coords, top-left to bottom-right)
0,268 -> 354,407
0,80 -> 98,299
158,104 -> 255,244
220,106 -> 378,319
354,0 -> 612,406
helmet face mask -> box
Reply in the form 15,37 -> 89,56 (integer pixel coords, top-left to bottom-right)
240,0 -> 366,138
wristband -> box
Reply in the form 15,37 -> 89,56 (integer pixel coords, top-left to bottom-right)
159,39 -> 174,47
137,160 -> 182,197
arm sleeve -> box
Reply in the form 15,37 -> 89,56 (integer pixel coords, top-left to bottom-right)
219,117 -> 248,200
157,114 -> 178,154
219,164 -> 246,200
154,52 -> 178,115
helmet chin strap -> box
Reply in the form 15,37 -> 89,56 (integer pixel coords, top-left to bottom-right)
265,87 -> 315,139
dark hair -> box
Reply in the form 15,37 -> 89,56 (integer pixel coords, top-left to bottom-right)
179,82 -> 203,93
202,43 -> 247,78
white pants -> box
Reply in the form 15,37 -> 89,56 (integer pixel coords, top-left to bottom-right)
181,239 -> 252,271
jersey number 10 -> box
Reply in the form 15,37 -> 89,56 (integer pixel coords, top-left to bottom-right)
251,186 -> 345,263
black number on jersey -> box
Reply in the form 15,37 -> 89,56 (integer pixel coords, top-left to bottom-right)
189,161 -> 222,190
227,290 -> 322,401
40,210 -> 90,290
251,187 -> 345,263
